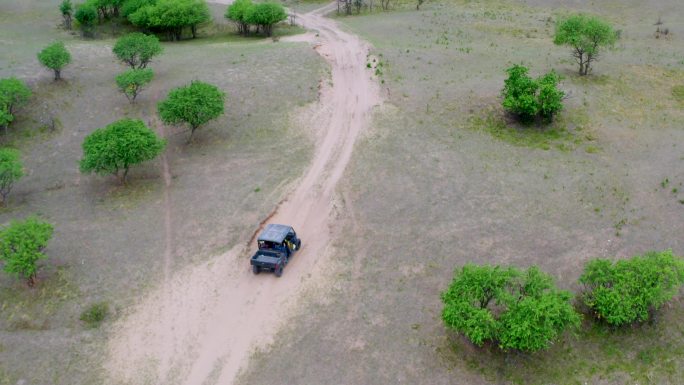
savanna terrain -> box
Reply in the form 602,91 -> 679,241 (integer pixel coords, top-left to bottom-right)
0,0 -> 682,384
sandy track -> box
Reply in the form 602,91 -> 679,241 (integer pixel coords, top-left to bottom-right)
105,3 -> 381,385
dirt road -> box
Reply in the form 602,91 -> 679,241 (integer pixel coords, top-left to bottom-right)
105,3 -> 381,384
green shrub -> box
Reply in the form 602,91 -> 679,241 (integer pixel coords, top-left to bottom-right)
502,65 -> 564,123
74,3 -> 98,36
580,250 -> 684,326
441,264 -> 580,351
80,301 -> 109,328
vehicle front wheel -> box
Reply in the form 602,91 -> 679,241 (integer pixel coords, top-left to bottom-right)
252,265 -> 260,274
275,265 -> 283,277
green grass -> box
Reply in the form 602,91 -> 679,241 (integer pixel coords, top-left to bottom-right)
467,107 -> 588,151
673,85 -> 684,103
0,267 -> 80,331
79,301 -> 109,329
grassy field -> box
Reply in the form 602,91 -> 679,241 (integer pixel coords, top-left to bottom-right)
238,1 -> 684,384
0,1 -> 324,384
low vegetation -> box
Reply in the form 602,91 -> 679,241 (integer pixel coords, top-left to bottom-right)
80,301 -> 110,328
0,217 -> 54,287
441,264 -> 580,352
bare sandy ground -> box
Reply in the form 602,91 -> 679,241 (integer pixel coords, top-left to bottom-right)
104,3 -> 381,384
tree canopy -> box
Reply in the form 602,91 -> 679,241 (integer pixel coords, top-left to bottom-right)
158,81 -> 225,141
0,148 -> 23,205
580,250 -> 684,326
60,0 -> 74,29
113,32 -> 163,69
441,264 -> 580,351
0,77 -> 31,134
0,217 -> 54,287
554,14 -> 617,75
225,0 -> 253,35
129,0 -> 211,40
37,41 -> 72,81
115,68 -> 154,102
245,2 -> 287,37
80,118 -> 166,184
75,3 -> 98,36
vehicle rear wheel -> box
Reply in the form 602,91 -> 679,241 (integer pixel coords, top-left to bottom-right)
275,265 -> 283,277
252,265 -> 260,274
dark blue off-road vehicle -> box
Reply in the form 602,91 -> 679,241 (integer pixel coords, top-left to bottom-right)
250,224 -> 302,277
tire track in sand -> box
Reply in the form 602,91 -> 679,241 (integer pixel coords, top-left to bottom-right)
105,3 -> 381,384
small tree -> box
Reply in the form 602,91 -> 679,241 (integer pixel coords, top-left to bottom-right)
554,14 -> 618,76
580,250 -> 684,326
158,81 -> 225,142
113,33 -> 163,69
441,264 -> 580,351
80,118 -> 166,184
75,3 -> 98,37
0,148 -> 23,205
0,217 -> 54,287
225,0 -> 253,35
245,2 -> 287,37
0,78 -> 31,135
502,65 -> 564,123
60,0 -> 74,29
115,68 -> 153,103
37,42 -> 72,81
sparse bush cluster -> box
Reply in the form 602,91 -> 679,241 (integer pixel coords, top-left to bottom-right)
502,65 -> 564,123
580,250 -> 684,326
225,0 -> 287,37
70,0 -> 211,40
441,264 -> 580,351
442,251 -> 684,352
